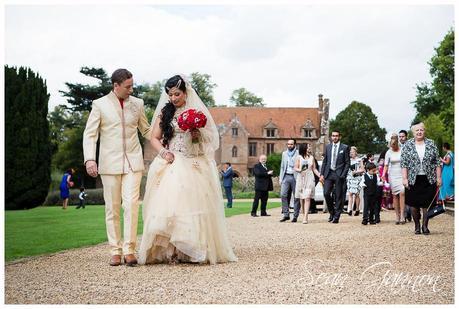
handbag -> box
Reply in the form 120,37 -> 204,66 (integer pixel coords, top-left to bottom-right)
427,188 -> 445,219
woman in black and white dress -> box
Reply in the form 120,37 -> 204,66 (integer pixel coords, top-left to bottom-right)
346,146 -> 365,216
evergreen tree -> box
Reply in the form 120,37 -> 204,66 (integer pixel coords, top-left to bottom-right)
5,66 -> 51,210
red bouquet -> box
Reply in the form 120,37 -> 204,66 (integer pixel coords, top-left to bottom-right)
177,109 -> 207,143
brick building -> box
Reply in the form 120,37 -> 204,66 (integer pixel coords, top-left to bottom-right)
143,94 -> 330,176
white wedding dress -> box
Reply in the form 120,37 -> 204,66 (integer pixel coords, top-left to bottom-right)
138,106 -> 237,265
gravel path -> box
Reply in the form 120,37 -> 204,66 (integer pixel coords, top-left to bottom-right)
5,208 -> 454,304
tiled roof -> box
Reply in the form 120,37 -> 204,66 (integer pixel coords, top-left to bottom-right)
209,107 -> 320,138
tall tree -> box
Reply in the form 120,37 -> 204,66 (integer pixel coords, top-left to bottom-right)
189,72 -> 217,107
329,101 -> 387,154
60,67 -> 112,112
5,66 -> 51,210
230,88 -> 265,107
60,66 -> 159,112
413,28 -> 454,141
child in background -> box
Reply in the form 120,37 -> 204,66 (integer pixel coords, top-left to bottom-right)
76,187 -> 87,209
361,162 -> 383,225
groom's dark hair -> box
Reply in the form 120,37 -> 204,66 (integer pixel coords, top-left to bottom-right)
111,69 -> 132,85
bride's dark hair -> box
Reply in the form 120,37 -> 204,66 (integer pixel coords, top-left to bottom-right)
160,75 -> 187,147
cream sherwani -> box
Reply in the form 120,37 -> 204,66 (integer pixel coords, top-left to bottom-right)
83,91 -> 151,256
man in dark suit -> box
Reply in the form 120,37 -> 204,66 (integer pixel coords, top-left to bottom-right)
251,155 -> 273,217
319,130 -> 350,223
221,162 -> 234,208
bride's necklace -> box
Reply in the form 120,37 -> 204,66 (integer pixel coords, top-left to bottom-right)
173,103 -> 186,119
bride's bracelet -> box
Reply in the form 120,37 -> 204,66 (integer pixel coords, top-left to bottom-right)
159,148 -> 170,159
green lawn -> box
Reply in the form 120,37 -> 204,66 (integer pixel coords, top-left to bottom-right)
5,201 -> 281,262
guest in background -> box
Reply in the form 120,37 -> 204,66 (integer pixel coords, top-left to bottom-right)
251,155 -> 273,217
309,156 -> 320,214
76,187 -> 87,209
361,162 -> 383,225
399,129 -> 411,221
399,130 -> 408,147
382,135 -> 406,224
319,130 -> 350,224
440,142 -> 454,202
379,157 -> 393,210
294,144 -> 320,223
59,168 -> 75,210
221,162 -> 234,208
346,146 -> 364,216
279,139 -> 300,222
401,122 -> 442,235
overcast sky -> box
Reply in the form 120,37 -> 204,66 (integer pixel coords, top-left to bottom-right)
5,3 -> 454,137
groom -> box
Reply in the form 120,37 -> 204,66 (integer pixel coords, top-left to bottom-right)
83,69 -> 151,266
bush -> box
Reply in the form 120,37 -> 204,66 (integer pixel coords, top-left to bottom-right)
230,176 -> 281,193
222,176 -> 281,199
43,188 -> 105,206
267,153 -> 282,177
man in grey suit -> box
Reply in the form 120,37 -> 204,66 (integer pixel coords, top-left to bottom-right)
319,130 -> 350,223
279,139 -> 301,222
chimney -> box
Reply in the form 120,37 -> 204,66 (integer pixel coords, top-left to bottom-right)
318,94 -> 324,111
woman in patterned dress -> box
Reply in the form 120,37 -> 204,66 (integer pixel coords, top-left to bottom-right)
294,143 -> 320,224
346,146 -> 364,216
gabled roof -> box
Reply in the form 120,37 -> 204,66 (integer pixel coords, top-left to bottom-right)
209,107 -> 320,138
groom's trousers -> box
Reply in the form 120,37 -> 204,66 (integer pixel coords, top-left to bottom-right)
100,170 -> 143,256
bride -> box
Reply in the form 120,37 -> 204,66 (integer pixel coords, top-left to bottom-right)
138,75 -> 237,265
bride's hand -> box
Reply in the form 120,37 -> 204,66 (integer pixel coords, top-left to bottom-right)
191,128 -> 201,139
165,152 -> 175,164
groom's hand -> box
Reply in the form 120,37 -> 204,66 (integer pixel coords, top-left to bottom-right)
319,175 -> 325,184
86,160 -> 98,178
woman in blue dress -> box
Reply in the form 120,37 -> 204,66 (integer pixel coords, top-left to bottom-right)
440,143 -> 454,201
59,168 -> 75,209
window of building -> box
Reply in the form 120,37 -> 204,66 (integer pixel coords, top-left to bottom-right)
248,168 -> 254,176
303,129 -> 313,138
232,127 -> 238,137
249,142 -> 257,157
266,129 -> 276,137
232,146 -> 237,157
266,143 -> 274,155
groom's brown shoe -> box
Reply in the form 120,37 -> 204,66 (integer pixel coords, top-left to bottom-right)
109,255 -> 122,266
124,254 -> 138,267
